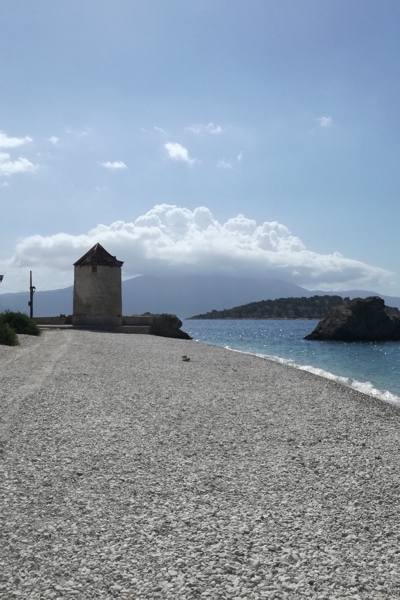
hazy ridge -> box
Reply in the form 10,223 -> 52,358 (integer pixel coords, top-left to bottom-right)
1,275 -> 400,319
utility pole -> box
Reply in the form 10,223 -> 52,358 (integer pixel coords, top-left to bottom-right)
28,271 -> 36,318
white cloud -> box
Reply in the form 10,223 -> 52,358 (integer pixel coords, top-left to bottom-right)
0,131 -> 32,148
5,204 -> 391,292
48,136 -> 59,145
164,142 -> 195,165
186,123 -> 222,135
217,160 -> 233,169
66,128 -> 89,137
99,161 -> 127,170
237,151 -> 243,161
0,153 -> 38,177
317,116 -> 333,128
154,126 -> 166,135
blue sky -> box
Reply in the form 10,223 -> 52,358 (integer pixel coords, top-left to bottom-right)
1,1 -> 400,295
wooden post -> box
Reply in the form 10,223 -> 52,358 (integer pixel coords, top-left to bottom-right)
28,271 -> 36,318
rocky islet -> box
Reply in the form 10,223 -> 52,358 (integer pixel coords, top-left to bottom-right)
305,296 -> 400,342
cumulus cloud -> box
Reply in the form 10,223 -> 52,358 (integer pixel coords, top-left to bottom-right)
5,204 -> 391,292
48,136 -> 59,145
186,123 -> 222,134
164,143 -> 195,165
0,131 -> 32,148
154,126 -> 166,134
0,153 -> 38,177
318,116 -> 333,128
217,160 -> 233,169
66,128 -> 89,137
99,161 -> 127,170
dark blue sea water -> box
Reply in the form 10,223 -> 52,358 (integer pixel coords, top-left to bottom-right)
184,319 -> 400,406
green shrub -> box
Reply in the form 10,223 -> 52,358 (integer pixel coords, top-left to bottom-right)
0,322 -> 19,346
0,311 -> 41,336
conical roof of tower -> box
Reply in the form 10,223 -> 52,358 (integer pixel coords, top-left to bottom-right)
74,243 -> 124,267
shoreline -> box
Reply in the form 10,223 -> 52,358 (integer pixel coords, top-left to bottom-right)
188,317 -> 320,321
2,330 -> 400,598
186,319 -> 400,409
220,343 -> 400,409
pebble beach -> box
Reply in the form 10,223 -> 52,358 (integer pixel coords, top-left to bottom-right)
1,329 -> 400,599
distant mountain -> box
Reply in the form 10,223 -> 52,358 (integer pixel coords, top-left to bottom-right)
124,277 -> 400,317
0,276 -> 309,318
1,275 -> 400,318
122,275 -> 311,318
0,286 -> 74,316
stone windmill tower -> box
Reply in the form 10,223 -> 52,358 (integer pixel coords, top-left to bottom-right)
72,243 -> 124,329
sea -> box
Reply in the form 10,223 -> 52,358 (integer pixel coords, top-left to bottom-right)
184,319 -> 400,407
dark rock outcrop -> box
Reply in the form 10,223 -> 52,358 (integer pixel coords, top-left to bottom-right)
304,296 -> 400,342
150,313 -> 192,340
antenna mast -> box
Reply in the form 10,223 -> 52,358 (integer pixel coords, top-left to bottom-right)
28,271 -> 36,318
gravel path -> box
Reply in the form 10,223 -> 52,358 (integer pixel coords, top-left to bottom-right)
1,329 -> 400,599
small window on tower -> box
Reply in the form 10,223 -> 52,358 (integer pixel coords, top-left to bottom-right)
92,265 -> 97,273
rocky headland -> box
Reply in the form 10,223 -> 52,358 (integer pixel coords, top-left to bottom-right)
189,295 -> 349,320
148,313 -> 192,340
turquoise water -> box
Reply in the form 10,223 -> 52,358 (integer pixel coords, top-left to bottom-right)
184,319 -> 400,405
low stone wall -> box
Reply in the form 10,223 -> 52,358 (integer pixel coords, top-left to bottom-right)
34,313 -> 191,339
34,316 -> 72,325
122,315 -> 153,326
